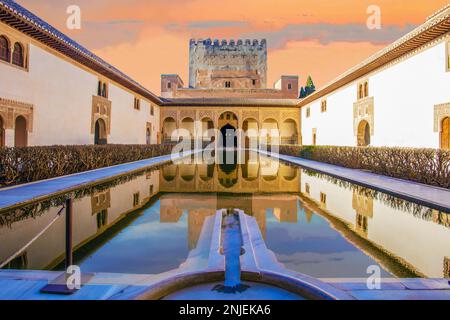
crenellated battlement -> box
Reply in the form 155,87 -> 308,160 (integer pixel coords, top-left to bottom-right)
189,38 -> 267,48
189,38 -> 268,88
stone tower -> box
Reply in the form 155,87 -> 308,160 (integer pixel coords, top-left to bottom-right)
188,39 -> 267,89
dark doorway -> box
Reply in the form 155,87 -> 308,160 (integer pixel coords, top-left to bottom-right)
357,120 -> 370,147
94,119 -> 107,145
220,124 -> 237,149
14,116 -> 27,147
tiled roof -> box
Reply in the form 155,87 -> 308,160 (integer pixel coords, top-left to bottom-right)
0,0 -> 162,104
298,5 -> 450,107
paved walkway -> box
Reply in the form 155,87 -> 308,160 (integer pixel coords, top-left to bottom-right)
258,150 -> 450,212
0,151 -> 193,212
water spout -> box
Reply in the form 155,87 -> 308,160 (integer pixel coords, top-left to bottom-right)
213,209 -> 249,294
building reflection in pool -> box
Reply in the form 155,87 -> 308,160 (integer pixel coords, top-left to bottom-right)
1,151 -> 449,279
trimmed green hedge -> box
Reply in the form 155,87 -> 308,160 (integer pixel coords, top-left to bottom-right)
0,144 -> 174,187
278,145 -> 450,189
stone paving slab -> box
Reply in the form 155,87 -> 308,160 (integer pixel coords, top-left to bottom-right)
326,280 -> 406,291
349,289 -> 450,300
0,151 -> 193,212
258,150 -> 450,212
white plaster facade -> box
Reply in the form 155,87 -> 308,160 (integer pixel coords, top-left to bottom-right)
301,170 -> 450,278
0,23 -> 160,147
301,36 -> 450,148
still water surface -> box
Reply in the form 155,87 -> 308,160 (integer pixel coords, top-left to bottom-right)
1,152 -> 448,278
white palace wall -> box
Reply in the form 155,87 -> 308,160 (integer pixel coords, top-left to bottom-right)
0,23 -> 160,147
301,36 -> 450,148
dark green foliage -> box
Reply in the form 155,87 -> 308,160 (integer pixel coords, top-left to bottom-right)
299,75 -> 316,98
0,144 -> 174,187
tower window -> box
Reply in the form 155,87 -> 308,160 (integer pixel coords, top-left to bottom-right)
252,79 -> 256,86
225,81 -> 231,88
288,83 -> 292,90
167,82 -> 172,89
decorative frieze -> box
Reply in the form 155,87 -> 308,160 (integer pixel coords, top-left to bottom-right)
0,97 -> 33,131
91,190 -> 111,214
179,109 -> 196,121
91,95 -> 111,134
444,257 -> 450,278
260,109 -> 280,122
352,190 -> 373,218
434,102 -> 450,132
281,110 -> 299,122
198,110 -> 216,121
161,109 -> 178,122
353,96 -> 374,136
242,109 -> 259,121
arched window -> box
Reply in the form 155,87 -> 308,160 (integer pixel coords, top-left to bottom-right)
97,81 -> 102,96
364,82 -> 369,97
358,84 -> 363,99
0,36 -> 10,62
102,83 -> 108,98
12,43 -> 24,67
225,81 -> 231,88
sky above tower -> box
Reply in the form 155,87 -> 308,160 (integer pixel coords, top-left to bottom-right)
15,0 -> 449,94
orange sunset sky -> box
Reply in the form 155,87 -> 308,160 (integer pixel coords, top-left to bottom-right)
16,0 -> 450,94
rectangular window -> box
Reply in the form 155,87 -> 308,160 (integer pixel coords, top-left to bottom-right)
133,192 -> 140,207
96,209 -> 107,230
447,41 -> 450,72
306,107 -> 311,118
321,100 -> 327,113
98,81 -> 108,98
357,81 -> 369,100
288,83 -> 292,90
305,183 -> 310,195
134,97 -> 141,110
149,185 -> 154,195
150,105 -> 154,116
320,192 -> 327,205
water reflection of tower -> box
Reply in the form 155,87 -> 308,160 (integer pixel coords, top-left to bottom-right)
188,209 -> 216,250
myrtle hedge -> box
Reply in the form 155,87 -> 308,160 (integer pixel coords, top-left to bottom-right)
0,144 -> 174,187
278,145 -> 450,189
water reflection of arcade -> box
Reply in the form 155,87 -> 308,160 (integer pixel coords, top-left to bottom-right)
160,193 -> 299,250
160,154 -> 300,194
159,155 -> 301,249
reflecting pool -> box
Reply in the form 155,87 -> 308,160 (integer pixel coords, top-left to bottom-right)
1,151 -> 449,279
